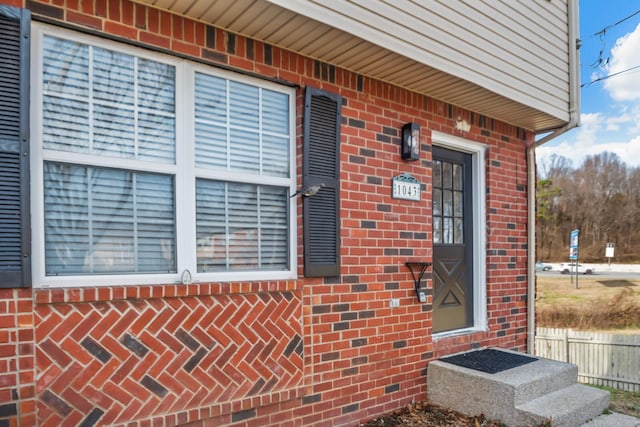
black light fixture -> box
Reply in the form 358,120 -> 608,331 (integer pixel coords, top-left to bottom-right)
401,122 -> 420,161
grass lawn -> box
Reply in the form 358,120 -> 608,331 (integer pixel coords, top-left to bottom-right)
536,275 -> 640,331
593,386 -> 640,418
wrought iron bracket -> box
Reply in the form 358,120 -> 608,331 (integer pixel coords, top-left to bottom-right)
405,262 -> 432,303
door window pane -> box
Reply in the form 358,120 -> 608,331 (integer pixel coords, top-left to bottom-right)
433,188 -> 442,216
454,218 -> 464,244
453,164 -> 463,190
433,159 -> 465,245
454,191 -> 463,217
433,217 -> 442,244
433,160 -> 442,187
443,218 -> 453,244
443,162 -> 452,188
443,190 -> 453,216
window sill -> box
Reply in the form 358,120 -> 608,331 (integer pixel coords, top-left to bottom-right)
33,279 -> 301,305
432,325 -> 489,341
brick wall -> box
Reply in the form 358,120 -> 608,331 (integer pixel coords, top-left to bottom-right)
0,0 -> 533,425
0,288 -> 36,427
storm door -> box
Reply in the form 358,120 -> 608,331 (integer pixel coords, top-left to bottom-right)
432,146 -> 473,333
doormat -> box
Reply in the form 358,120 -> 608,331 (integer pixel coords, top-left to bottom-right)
439,348 -> 537,374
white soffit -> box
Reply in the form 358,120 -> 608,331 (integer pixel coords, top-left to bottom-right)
133,0 -> 573,132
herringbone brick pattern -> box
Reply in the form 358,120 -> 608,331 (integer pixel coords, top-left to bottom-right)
34,291 -> 303,426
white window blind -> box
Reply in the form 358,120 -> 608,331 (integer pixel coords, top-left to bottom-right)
195,180 -> 288,272
44,163 -> 175,275
40,34 -> 177,277
193,71 -> 291,272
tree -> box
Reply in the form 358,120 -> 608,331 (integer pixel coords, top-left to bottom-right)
535,151 -> 640,262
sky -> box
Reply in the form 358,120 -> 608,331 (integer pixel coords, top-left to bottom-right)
535,1 -> 640,172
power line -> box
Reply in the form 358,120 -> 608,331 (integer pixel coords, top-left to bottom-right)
593,9 -> 640,37
581,64 -> 640,88
589,9 -> 640,69
585,8 -> 640,83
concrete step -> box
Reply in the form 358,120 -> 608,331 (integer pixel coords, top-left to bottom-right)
427,348 -> 611,427
581,412 -> 640,427
517,383 -> 610,427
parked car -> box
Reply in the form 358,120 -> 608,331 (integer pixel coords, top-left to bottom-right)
559,263 -> 595,275
535,261 -> 552,271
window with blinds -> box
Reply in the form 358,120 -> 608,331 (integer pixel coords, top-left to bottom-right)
32,25 -> 296,286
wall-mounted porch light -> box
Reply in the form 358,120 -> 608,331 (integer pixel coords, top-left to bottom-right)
401,122 -> 420,161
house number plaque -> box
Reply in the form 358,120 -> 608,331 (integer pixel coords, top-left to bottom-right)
392,173 -> 421,201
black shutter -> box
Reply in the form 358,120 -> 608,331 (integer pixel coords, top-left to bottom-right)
0,6 -> 31,288
302,87 -> 341,277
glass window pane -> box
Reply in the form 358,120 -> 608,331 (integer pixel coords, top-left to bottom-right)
42,35 -> 176,163
443,218 -> 453,244
43,96 -> 90,152
443,162 -> 452,189
259,186 -> 289,269
138,58 -> 175,113
229,128 -> 260,173
453,164 -> 463,190
196,180 -> 227,272
262,134 -> 289,178
443,190 -> 453,216
43,37 -> 89,96
229,81 -> 259,129
138,111 -> 175,163
433,217 -> 442,244
227,183 -> 259,270
44,163 -> 175,275
93,104 -> 135,158
454,190 -> 463,217
93,47 -> 134,105
262,89 -> 289,135
195,122 -> 228,169
433,188 -> 442,216
195,73 -> 227,124
433,160 -> 442,188
454,218 -> 464,244
196,179 -> 289,272
194,72 -> 291,179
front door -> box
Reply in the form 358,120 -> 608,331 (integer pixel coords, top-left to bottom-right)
432,146 -> 473,333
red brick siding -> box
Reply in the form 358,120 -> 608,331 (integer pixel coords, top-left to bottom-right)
33,290 -> 304,426
0,1 -> 533,425
0,289 -> 36,427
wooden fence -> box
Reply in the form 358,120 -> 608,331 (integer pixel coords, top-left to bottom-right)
535,327 -> 640,391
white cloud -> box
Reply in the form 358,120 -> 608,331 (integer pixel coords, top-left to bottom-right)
605,112 -> 632,131
603,22 -> 640,101
535,113 -> 640,170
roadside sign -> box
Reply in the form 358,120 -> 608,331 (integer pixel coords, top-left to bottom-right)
569,229 -> 579,261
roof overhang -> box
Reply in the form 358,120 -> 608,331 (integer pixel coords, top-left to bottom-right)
134,0 -> 576,133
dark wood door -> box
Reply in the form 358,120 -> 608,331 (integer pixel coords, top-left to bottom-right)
432,147 -> 473,333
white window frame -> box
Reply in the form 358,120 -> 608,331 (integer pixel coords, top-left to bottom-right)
431,131 -> 487,337
30,23 -> 297,288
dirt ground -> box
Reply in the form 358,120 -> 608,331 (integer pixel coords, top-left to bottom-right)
359,401 -> 506,427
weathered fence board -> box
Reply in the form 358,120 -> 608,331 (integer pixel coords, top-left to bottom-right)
535,327 -> 640,391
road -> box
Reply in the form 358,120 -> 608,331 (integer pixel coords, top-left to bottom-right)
536,270 -> 640,280
536,263 -> 640,280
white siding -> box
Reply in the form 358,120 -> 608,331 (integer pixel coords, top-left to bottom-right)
135,0 -> 578,131
269,0 -> 572,124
